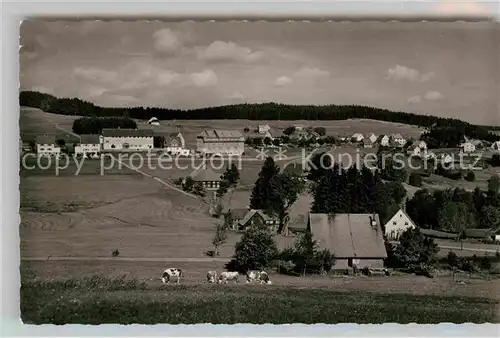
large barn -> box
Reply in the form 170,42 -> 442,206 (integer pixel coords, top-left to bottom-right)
196,130 -> 245,156
308,213 -> 387,270
102,129 -> 154,151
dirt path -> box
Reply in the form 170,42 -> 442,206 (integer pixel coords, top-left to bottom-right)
54,123 -> 80,138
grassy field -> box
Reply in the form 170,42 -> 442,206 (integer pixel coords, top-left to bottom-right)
20,276 -> 499,324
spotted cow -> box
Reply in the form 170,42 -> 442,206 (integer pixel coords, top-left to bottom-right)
218,271 -> 240,284
161,268 -> 182,284
207,270 -> 218,284
246,270 -> 272,284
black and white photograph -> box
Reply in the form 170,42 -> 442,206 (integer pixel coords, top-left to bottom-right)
18,18 -> 500,324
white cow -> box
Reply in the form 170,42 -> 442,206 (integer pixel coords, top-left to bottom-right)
161,268 -> 182,284
246,270 -> 272,285
207,270 -> 218,284
218,271 -> 240,284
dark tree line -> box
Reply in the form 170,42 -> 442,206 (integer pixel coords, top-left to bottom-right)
406,176 -> 500,233
309,153 -> 405,225
20,91 -> 499,143
72,117 -> 137,134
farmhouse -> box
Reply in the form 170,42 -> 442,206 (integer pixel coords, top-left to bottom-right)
377,135 -> 390,147
351,133 -> 364,142
362,139 -> 374,148
147,117 -> 160,126
390,133 -> 407,148
102,129 -> 154,151
308,213 -> 387,270
190,163 -> 222,190
407,140 -> 427,156
366,133 -> 378,144
460,141 -> 476,153
225,208 -> 251,230
491,141 -> 500,151
75,134 -> 102,157
383,209 -> 416,240
35,135 -> 61,156
237,209 -> 279,231
155,132 -> 187,154
258,124 -> 271,134
196,130 -> 245,156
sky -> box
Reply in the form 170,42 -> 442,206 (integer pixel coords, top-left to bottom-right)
20,20 -> 500,125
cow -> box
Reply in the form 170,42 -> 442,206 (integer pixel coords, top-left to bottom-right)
207,270 -> 218,284
218,271 -> 240,284
161,268 -> 182,284
246,270 -> 272,285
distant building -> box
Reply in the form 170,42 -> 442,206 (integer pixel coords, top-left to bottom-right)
366,133 -> 378,144
102,129 -> 154,151
460,141 -> 476,153
351,133 -> 364,143
258,124 -> 271,134
362,139 -> 374,148
147,117 -> 160,126
237,209 -> 279,232
196,130 -> 245,156
383,209 -> 416,241
491,141 -> 500,151
75,134 -> 102,157
390,133 -> 407,148
190,163 -> 222,190
308,213 -> 387,270
35,135 -> 61,156
407,140 -> 427,156
293,124 -> 305,131
156,132 -> 187,154
377,135 -> 390,147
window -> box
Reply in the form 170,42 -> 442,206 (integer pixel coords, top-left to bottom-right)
393,221 -> 396,225
405,222 -> 408,226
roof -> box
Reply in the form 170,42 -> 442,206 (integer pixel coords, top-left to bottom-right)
308,213 -> 387,259
197,130 -> 244,140
391,133 -> 404,139
190,163 -> 222,182
239,209 -> 277,226
352,133 -> 364,137
79,134 -> 101,144
268,128 -> 282,138
102,128 -> 154,137
363,139 -> 373,145
36,135 -> 55,144
227,208 -> 250,220
464,228 -> 495,238
419,229 -> 459,239
384,209 -> 417,228
377,135 -> 389,141
147,117 -> 159,123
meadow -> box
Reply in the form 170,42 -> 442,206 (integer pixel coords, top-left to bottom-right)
20,276 -> 499,324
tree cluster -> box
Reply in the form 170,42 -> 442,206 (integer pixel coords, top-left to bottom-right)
217,164 -> 240,198
72,116 -> 137,134
21,90 -> 499,143
406,180 -> 500,233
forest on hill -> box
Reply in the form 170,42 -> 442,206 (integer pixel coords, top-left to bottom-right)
19,90 -> 499,143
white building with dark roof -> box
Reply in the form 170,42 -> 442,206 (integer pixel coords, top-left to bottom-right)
75,134 -> 102,157
102,129 -> 154,151
36,135 -> 61,156
196,130 -> 245,156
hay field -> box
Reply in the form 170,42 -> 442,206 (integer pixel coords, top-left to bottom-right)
20,107 -> 78,141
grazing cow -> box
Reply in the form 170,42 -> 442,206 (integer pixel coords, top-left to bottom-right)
246,270 -> 272,284
161,268 -> 182,284
207,270 -> 218,284
218,271 -> 240,284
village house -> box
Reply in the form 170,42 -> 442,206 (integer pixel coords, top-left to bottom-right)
293,124 -> 305,131
246,128 -> 281,142
460,141 -> 476,153
366,133 -> 378,144
258,124 -> 271,134
390,133 -> 407,148
147,117 -> 160,126
407,140 -> 427,156
491,141 -> 500,152
189,163 -> 222,190
308,213 -> 387,270
362,139 -> 374,148
196,130 -> 245,156
75,134 -> 102,158
235,209 -> 280,231
35,135 -> 61,156
154,132 -> 187,155
351,133 -> 364,143
383,209 -> 416,241
438,153 -> 454,164
377,135 -> 390,147
102,129 -> 154,151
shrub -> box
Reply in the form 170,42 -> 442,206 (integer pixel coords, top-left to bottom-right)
447,251 -> 458,267
496,250 -> 500,262
480,254 -> 492,270
465,171 -> 476,182
409,172 -> 422,187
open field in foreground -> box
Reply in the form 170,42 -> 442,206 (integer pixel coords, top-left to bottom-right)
20,276 -> 499,324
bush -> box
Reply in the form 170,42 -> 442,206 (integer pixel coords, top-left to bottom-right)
112,249 -> 119,257
447,251 -> 458,267
458,258 -> 478,273
465,171 -> 476,182
409,172 -> 422,187
480,254 -> 492,270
